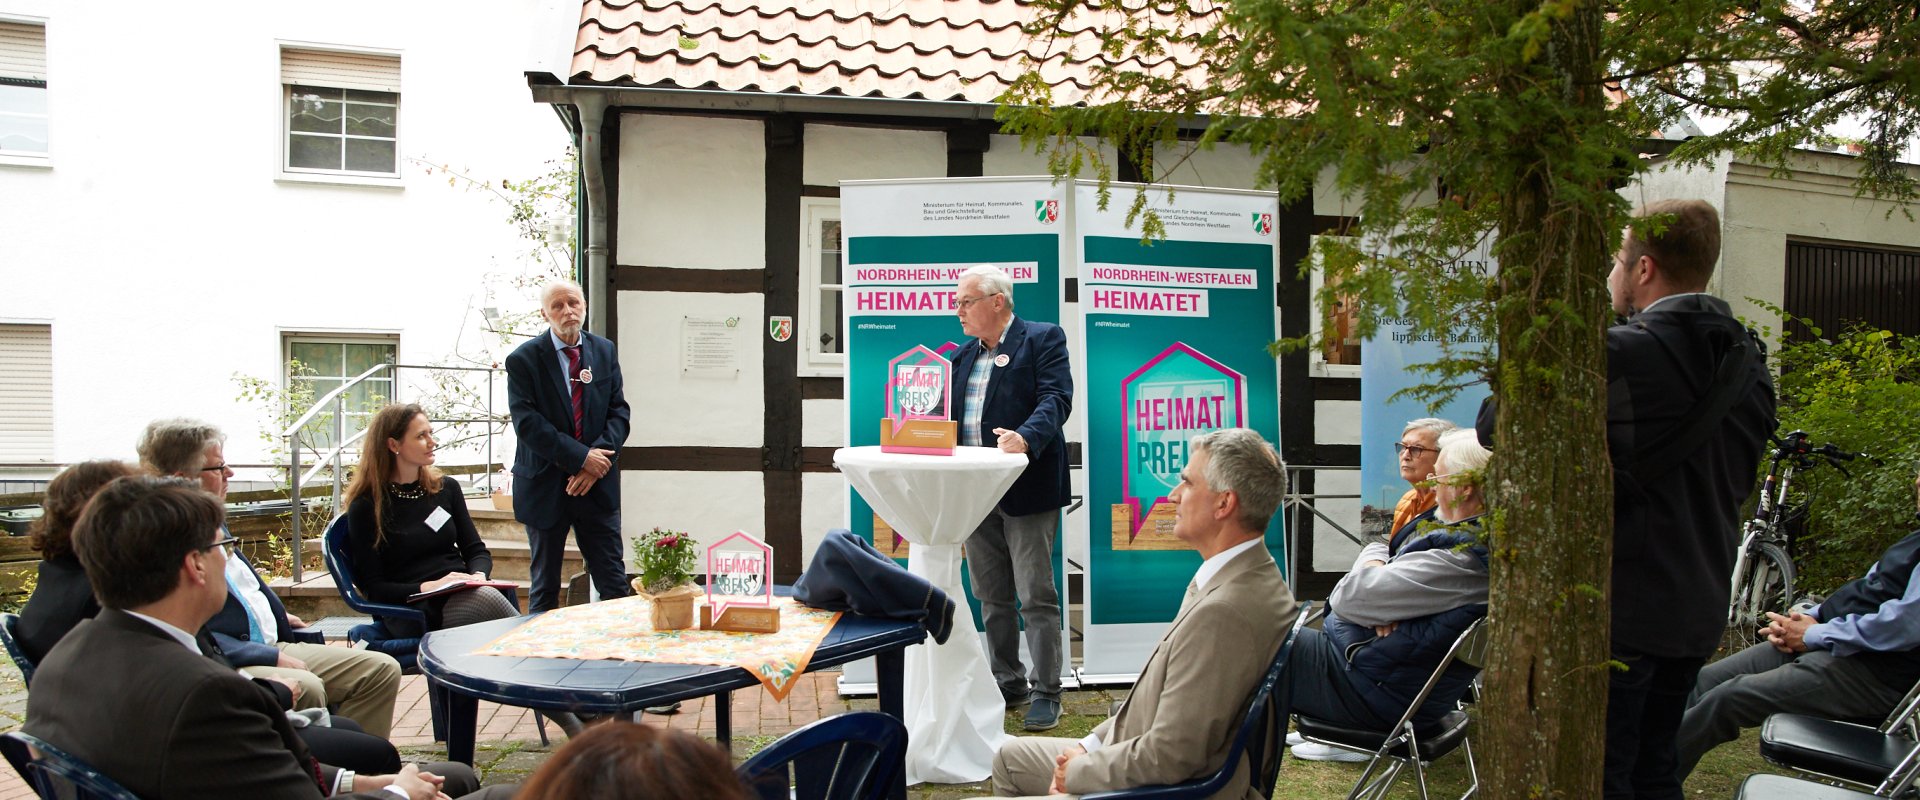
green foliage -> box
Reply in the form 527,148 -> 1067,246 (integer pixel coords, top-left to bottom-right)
631,528 -> 698,595
232,359 -> 336,580
1758,306 -> 1920,595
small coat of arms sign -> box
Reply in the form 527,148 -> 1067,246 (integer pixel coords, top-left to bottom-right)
768,316 -> 794,342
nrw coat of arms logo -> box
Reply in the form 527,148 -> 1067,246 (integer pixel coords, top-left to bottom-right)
1252,212 -> 1273,236
1036,199 -> 1060,225
768,316 -> 793,342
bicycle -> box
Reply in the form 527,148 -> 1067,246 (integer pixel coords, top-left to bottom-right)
1722,430 -> 1866,654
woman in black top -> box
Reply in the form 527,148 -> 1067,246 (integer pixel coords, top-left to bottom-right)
344,403 -> 584,735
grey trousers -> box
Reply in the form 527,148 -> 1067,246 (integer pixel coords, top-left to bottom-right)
966,507 -> 1063,701
1677,643 -> 1907,777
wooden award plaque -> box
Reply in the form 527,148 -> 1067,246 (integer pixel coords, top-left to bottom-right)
879,418 -> 958,455
701,603 -> 782,633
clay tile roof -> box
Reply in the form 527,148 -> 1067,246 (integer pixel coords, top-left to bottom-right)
570,0 -> 1218,106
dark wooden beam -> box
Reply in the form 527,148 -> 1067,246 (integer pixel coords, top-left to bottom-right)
799,377 -> 844,400
763,114 -> 806,581
618,447 -> 765,472
612,265 -> 763,293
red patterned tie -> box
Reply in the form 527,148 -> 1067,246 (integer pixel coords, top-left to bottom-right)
564,345 -> 585,440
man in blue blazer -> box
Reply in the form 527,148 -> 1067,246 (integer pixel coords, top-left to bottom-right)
950,264 -> 1074,731
506,281 -> 633,612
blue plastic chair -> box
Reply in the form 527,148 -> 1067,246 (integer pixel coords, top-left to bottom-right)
1081,600 -> 1314,800
0,612 -> 37,687
321,513 -> 545,745
1,731 -> 140,800
738,711 -> 908,800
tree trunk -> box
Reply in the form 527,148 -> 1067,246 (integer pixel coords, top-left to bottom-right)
1479,2 -> 1618,796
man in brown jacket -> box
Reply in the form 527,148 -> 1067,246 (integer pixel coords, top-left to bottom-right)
990,428 -> 1300,798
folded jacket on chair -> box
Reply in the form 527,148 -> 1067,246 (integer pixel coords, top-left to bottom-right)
793,529 -> 956,644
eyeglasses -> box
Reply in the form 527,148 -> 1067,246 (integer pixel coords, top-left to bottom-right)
198,534 -> 238,556
1394,443 -> 1439,457
953,292 -> 1000,310
199,463 -> 231,473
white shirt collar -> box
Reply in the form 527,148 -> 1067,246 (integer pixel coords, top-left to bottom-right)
1194,538 -> 1264,592
1638,292 -> 1712,315
983,316 -> 1015,352
124,610 -> 202,655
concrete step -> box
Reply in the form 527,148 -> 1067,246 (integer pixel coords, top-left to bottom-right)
299,538 -> 585,582
467,498 -> 527,543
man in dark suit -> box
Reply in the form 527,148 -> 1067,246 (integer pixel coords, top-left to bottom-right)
25,475 -> 508,799
1597,200 -> 1775,800
949,264 -> 1074,731
506,280 -> 633,613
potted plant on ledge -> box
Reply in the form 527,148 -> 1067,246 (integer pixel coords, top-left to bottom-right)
631,528 -> 699,630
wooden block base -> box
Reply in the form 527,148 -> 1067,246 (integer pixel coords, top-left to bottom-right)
700,603 -> 782,633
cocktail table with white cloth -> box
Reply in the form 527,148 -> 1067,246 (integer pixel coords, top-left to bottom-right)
833,445 -> 1030,784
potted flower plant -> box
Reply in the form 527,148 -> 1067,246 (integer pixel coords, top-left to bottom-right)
630,528 -> 700,630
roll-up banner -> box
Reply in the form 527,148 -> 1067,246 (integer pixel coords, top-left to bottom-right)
1076,182 -> 1285,682
838,177 -> 1074,692
1357,236 -> 1497,541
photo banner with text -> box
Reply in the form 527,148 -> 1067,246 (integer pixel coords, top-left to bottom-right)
1077,182 -> 1284,679
840,178 -> 1070,642
1358,236 -> 1496,541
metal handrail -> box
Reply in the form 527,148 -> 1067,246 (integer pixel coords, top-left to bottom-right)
284,362 -> 508,583
1278,464 -> 1361,587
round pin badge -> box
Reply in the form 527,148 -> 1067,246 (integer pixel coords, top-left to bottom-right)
993,354 -> 1010,367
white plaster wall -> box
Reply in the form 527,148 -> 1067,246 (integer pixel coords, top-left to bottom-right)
803,124 -> 944,185
800,398 -> 843,449
1152,141 -> 1263,190
615,291 -> 764,448
982,134 -> 1118,179
0,1 -> 568,473
1313,400 -> 1362,445
799,471 -> 849,567
621,470 -> 766,569
1309,467 -> 1365,572
617,115 -> 765,269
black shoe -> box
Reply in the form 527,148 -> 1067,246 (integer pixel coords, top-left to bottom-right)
1003,690 -> 1031,711
1023,697 -> 1061,731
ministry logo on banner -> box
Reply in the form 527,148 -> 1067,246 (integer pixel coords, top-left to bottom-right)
1036,199 -> 1060,225
1251,212 -> 1273,236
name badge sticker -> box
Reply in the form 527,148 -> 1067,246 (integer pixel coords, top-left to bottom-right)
425,506 -> 452,532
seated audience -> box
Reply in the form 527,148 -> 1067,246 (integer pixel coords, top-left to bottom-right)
1289,429 -> 1490,762
518,721 -> 749,800
24,476 -> 510,798
1387,418 -> 1458,552
16,458 -> 400,774
991,429 -> 1300,797
344,402 -> 585,736
16,459 -> 135,663
140,417 -> 403,739
1676,466 -> 1920,778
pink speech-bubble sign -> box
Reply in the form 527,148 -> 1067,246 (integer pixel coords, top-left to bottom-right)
705,530 -> 775,621
885,345 -> 953,438
1118,342 -> 1247,540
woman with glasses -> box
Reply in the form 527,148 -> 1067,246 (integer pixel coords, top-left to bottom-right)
1288,429 -> 1492,761
1387,418 -> 1459,551
344,402 -> 588,737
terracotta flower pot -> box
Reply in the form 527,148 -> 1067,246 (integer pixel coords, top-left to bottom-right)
634,582 -> 700,631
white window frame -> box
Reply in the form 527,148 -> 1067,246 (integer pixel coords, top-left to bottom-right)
797,196 -> 845,377
1308,234 -> 1363,378
0,16 -> 50,168
275,42 -> 403,188
281,331 -> 402,449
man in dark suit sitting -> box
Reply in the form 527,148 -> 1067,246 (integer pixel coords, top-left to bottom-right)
24,476 -> 508,799
505,280 -> 633,613
949,264 -> 1074,731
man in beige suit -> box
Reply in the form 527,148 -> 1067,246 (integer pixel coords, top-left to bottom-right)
990,428 -> 1300,799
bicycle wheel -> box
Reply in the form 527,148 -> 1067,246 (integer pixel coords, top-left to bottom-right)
1722,543 -> 1795,654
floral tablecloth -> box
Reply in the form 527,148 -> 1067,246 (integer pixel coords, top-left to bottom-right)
471,595 -> 841,700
